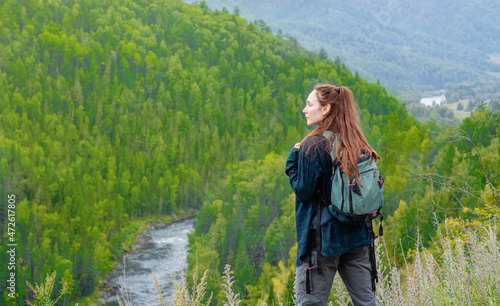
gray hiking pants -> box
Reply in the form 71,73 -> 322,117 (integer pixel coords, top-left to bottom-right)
295,246 -> 380,306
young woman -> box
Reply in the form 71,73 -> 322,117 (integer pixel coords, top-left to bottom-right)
285,84 -> 381,305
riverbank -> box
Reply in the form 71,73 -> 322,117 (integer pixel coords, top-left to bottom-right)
82,209 -> 198,305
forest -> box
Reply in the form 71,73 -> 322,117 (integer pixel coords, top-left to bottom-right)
184,0 -> 500,97
0,0 -> 498,305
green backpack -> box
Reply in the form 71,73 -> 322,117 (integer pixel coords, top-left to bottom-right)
323,130 -> 384,225
306,131 -> 385,294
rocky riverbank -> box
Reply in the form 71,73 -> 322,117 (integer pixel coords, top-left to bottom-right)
94,210 -> 197,305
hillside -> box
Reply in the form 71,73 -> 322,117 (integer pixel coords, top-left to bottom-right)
1,0 -> 498,305
0,0 -> 429,304
188,108 -> 500,304
183,0 -> 500,98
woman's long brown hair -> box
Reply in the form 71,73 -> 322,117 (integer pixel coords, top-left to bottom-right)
302,84 -> 378,185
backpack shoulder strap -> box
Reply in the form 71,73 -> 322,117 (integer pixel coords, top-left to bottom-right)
322,130 -> 340,165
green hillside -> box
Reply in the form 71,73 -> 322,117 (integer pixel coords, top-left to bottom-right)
0,0 -> 498,305
0,0 -> 423,303
183,0 -> 500,98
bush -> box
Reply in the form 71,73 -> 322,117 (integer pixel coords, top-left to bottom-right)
466,100 -> 475,111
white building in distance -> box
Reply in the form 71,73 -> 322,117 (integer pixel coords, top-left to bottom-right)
420,94 -> 446,107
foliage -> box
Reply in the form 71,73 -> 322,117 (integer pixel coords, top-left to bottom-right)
130,215 -> 500,305
384,108 -> 500,263
408,103 -> 460,125
190,107 -> 498,304
0,0 -> 475,303
466,100 -> 476,111
184,0 -> 500,95
376,210 -> 500,305
117,263 -> 213,306
25,271 -> 71,306
0,0 -> 341,302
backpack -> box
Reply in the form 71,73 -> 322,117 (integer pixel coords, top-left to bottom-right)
305,131 -> 384,294
322,130 -> 384,227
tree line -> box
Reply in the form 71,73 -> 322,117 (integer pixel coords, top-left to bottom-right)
2,0 -> 495,305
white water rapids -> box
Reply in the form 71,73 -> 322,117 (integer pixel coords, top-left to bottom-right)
105,218 -> 195,305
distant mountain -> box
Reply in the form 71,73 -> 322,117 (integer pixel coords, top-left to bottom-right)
184,0 -> 500,97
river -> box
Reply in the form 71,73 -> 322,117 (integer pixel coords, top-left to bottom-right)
105,218 -> 195,305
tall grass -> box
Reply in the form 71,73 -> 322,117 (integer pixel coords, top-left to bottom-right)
25,219 -> 499,305
374,223 -> 500,305
25,271 -> 70,306
154,221 -> 499,305
111,219 -> 498,305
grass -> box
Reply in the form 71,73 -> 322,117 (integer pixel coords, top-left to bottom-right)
374,222 -> 500,305
25,271 -> 70,306
26,216 -> 499,305
443,101 -> 472,120
137,220 -> 499,305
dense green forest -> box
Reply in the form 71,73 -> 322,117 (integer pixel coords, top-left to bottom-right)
0,0 -> 498,305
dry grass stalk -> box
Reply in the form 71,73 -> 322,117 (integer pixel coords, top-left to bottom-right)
116,255 -> 132,306
153,272 -> 169,306
221,264 -> 241,306
332,274 -> 350,306
165,263 -> 213,306
25,271 -> 70,306
376,221 -> 500,305
115,219 -> 499,305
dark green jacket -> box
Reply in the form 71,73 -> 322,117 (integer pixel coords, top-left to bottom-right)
285,135 -> 372,266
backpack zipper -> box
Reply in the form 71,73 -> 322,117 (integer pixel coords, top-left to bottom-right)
341,175 -> 345,212
359,168 -> 376,175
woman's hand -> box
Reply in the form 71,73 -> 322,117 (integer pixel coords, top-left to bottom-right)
294,143 -> 301,149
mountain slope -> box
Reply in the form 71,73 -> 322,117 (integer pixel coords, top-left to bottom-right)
0,0 -> 429,304
184,0 -> 500,96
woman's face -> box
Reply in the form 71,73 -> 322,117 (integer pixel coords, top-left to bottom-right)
303,90 -> 328,126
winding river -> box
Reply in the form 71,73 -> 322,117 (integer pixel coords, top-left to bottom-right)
105,218 -> 195,305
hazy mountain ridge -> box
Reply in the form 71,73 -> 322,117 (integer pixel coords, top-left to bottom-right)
185,0 -> 500,96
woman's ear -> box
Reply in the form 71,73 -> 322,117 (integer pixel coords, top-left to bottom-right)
322,104 -> 331,116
